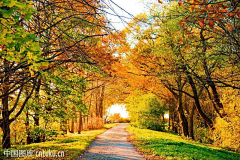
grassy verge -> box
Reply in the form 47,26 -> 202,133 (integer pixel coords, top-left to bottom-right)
104,123 -> 117,129
1,123 -> 117,160
127,126 -> 240,160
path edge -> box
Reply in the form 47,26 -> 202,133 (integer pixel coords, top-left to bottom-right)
76,123 -> 119,159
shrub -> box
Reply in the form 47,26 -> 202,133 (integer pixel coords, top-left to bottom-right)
119,118 -> 131,123
126,93 -> 167,131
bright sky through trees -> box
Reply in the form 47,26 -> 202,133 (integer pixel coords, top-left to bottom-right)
107,104 -> 129,118
103,0 -> 151,30
105,0 -> 147,116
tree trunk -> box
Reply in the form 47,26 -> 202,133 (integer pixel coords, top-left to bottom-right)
172,109 -> 178,134
200,28 -> 224,113
33,79 -> 41,143
78,112 -> 82,134
168,108 -> 171,131
70,119 -> 74,133
63,119 -> 68,134
95,89 -> 99,118
1,59 -> 11,149
26,110 -> 33,144
177,75 -> 189,137
63,105 -> 68,134
33,115 -> 41,142
1,98 -> 11,149
189,104 -> 195,140
187,74 -> 214,129
177,93 -> 189,137
99,85 -> 105,118
2,121 -> 11,149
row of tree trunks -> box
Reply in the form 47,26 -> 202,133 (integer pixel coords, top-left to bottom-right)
60,81 -> 106,134
168,99 -> 196,140
187,73 -> 214,129
166,73 -> 212,140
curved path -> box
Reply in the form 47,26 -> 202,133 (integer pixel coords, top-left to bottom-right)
77,123 -> 145,160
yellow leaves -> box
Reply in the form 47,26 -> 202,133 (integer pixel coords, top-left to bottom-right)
99,16 -> 105,21
136,26 -> 140,32
53,71 -> 58,77
9,51 -> 14,57
40,98 -> 47,103
136,13 -> 147,20
189,5 -> 194,12
68,95 -> 74,99
122,28 -> 131,35
27,51 -> 33,60
211,14 -> 216,18
29,65 -> 34,77
40,62 -> 49,66
5,36 -> 13,43
8,0 -> 17,8
0,18 -> 7,25
31,42 -> 41,51
40,90 -> 49,98
27,51 -> 39,62
212,88 -> 240,150
21,32 -> 27,38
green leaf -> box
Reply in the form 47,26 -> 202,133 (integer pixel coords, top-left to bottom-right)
24,13 -> 32,20
31,42 -> 41,51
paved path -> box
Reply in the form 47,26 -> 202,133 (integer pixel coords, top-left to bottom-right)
77,123 -> 145,160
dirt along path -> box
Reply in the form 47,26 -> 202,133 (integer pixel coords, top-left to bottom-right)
77,123 -> 145,160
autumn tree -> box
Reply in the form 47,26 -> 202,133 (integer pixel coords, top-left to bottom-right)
126,93 -> 167,131
123,2 -> 218,138
0,0 -> 44,149
109,113 -> 121,122
118,1 -> 239,150
0,0 -> 120,148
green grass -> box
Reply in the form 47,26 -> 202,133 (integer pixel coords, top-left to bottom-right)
0,123 -> 117,160
127,126 -> 240,160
